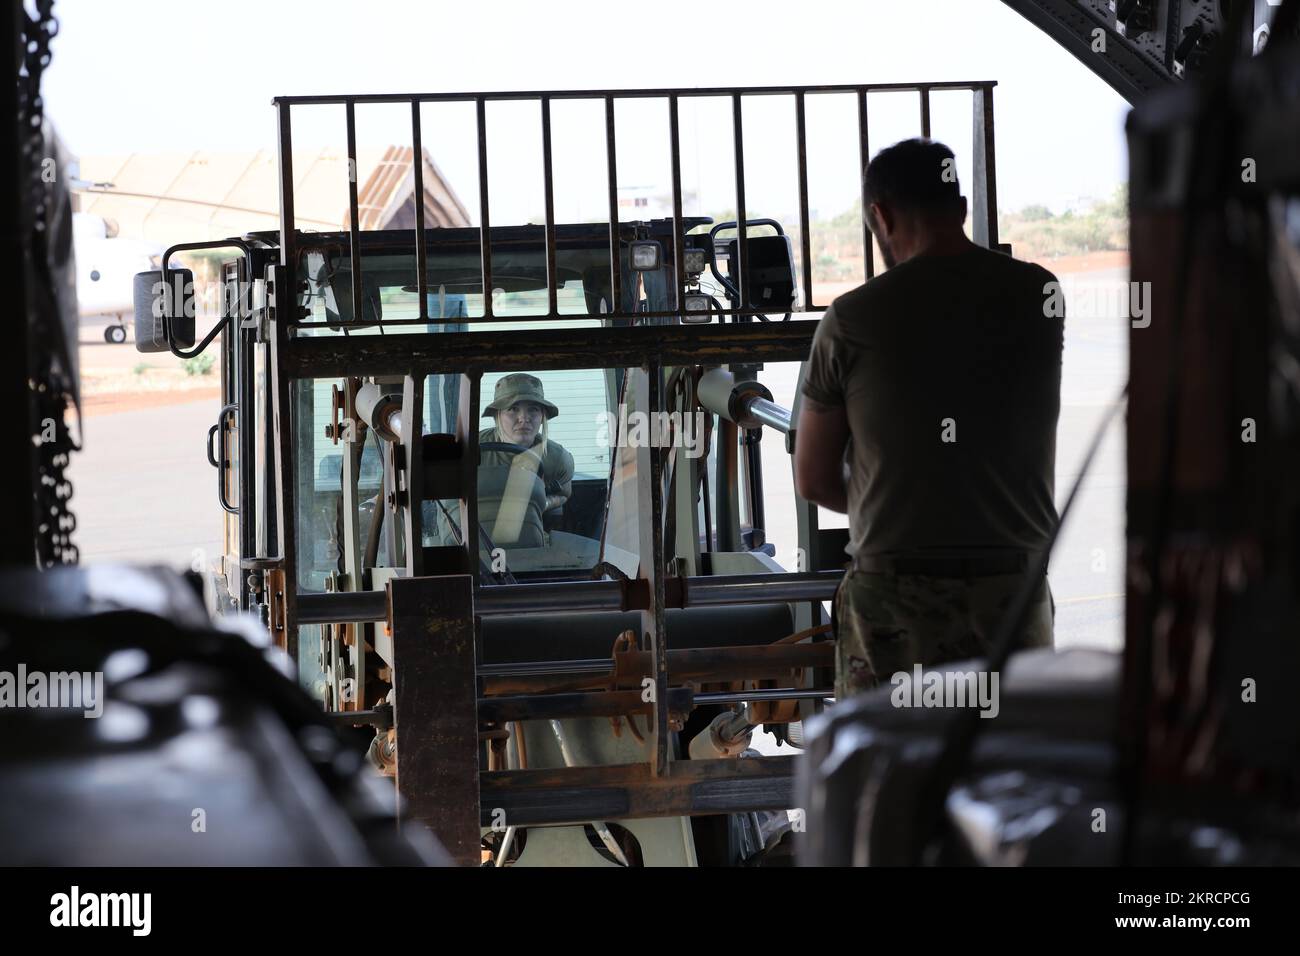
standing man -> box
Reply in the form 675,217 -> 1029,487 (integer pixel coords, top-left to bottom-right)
793,138 -> 1063,699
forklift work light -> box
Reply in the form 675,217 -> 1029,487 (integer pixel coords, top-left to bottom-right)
682,293 -> 712,323
630,240 -> 662,271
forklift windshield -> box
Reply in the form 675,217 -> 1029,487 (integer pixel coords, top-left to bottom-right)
294,224 -> 701,591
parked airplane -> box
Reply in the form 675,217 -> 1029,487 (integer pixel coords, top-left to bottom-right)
74,211 -> 163,344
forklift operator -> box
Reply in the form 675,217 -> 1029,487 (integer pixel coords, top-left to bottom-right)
474,373 -> 575,549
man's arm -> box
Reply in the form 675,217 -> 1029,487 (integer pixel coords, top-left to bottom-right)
794,395 -> 850,513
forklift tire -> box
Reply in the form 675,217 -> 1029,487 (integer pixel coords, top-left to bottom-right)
104,324 -> 127,344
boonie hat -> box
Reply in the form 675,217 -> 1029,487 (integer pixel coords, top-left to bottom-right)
483,373 -> 559,419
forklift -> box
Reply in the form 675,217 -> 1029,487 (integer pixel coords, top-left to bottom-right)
131,81 -> 1005,866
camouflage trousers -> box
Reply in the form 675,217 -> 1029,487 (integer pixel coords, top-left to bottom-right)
832,569 -> 1055,699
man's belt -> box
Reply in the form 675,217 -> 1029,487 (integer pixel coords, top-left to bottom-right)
852,551 -> 1034,578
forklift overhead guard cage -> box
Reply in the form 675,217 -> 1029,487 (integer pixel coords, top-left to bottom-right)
265,79 -> 1001,625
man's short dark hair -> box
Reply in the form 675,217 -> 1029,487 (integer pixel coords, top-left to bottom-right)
863,138 -> 963,216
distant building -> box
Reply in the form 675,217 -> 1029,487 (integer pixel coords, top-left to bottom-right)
343,145 -> 470,231
614,184 -> 700,221
75,147 -> 469,245
617,184 -> 662,218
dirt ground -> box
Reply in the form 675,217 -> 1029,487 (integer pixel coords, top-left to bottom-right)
78,316 -> 222,417
1026,249 -> 1128,274
82,382 -> 221,417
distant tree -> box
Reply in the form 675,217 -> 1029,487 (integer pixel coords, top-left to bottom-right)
1092,183 -> 1128,220
830,199 -> 863,228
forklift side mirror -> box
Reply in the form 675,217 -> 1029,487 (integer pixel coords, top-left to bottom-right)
725,235 -> 796,313
133,269 -> 197,353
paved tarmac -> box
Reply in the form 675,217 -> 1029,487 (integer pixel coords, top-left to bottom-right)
70,395 -> 224,570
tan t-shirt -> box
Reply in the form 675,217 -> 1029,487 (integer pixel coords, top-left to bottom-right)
801,245 -> 1062,559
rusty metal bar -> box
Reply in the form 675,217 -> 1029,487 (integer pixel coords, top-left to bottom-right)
731,93 -> 749,318
604,97 -> 622,314
857,89 -> 875,280
540,95 -> 558,316
474,577 -> 641,614
476,97 -> 494,318
478,687 -> 693,723
695,688 -> 830,705
391,574 -> 479,866
297,567 -> 841,624
295,304 -> 802,328
480,658 -> 611,678
411,100 -> 429,320
629,643 -> 841,676
283,319 -> 818,379
479,755 -> 796,826
300,579 -> 624,624
272,81 -> 995,107
478,686 -> 825,721
668,95 -> 685,314
345,101 -> 364,331
794,92 -> 814,311
482,643 -> 835,695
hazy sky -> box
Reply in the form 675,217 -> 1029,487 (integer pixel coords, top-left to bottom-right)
42,0 -> 1131,225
